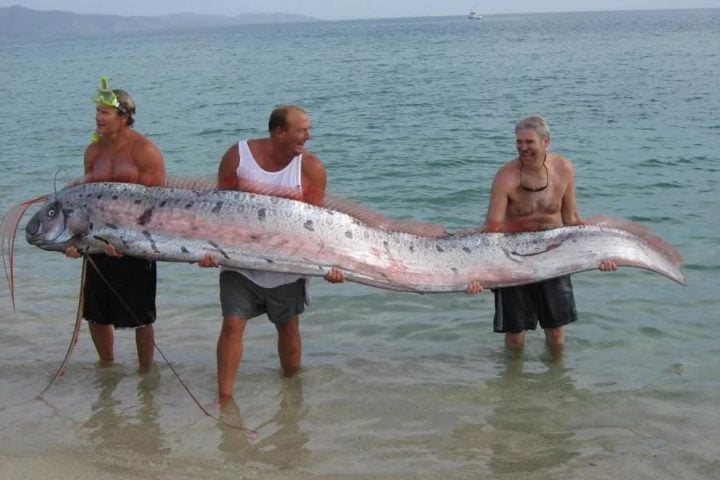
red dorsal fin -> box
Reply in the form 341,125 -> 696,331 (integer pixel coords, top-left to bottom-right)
585,215 -> 683,265
324,194 -> 447,237
161,175 -> 218,191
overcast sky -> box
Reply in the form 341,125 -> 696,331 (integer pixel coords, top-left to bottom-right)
1,0 -> 717,20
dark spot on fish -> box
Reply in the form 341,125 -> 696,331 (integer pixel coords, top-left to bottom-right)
451,267 -> 458,274
383,241 -> 389,248
304,220 -> 315,232
257,208 -> 266,221
142,230 -> 160,253
181,246 -> 189,253
250,235 -> 260,241
159,200 -> 167,208
104,223 -> 119,230
89,222 -> 94,231
409,245 -> 415,252
134,199 -> 142,205
345,231 -> 353,239
96,194 -> 103,199
112,195 -> 118,200
208,240 -> 230,259
463,247 -> 472,254
212,201 -> 223,214
436,245 -> 445,253
185,202 -> 194,209
265,258 -> 274,264
137,208 -> 153,226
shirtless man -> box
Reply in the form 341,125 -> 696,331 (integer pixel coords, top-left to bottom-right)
468,115 -> 616,356
66,77 -> 166,368
200,105 -> 344,402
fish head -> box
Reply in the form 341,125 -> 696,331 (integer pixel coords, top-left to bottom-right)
25,199 -> 90,249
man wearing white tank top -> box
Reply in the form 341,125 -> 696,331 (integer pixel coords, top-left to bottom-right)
200,105 -> 344,402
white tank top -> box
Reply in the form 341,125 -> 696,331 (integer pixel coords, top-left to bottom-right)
224,140 -> 305,288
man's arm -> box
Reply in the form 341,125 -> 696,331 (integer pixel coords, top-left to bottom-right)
299,153 -> 344,283
300,153 -> 327,207
560,159 -> 582,226
83,145 -> 94,176
467,169 -> 511,294
217,144 -> 240,190
558,158 -> 616,271
134,139 -> 166,187
482,171 -> 510,233
81,144 -> 102,183
198,144 -> 239,268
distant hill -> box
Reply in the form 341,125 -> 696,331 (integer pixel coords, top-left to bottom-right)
0,5 -> 319,36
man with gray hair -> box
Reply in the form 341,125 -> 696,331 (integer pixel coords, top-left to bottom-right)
467,114 -> 616,357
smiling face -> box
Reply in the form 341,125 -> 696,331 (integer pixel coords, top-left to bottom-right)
515,128 -> 549,161
95,104 -> 128,137
279,108 -> 312,155
269,106 -> 312,157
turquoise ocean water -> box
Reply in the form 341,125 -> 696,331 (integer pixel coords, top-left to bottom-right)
1,9 -> 719,479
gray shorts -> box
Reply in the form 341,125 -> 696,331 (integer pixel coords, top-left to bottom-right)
493,275 -> 577,334
219,270 -> 306,326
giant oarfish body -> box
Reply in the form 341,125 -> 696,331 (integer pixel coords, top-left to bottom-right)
23,182 -> 686,292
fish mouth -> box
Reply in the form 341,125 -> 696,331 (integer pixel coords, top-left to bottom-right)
25,211 -> 67,246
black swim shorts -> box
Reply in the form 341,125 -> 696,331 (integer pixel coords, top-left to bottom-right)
83,254 -> 157,329
493,275 -> 577,334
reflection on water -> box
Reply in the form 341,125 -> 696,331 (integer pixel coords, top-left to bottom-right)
217,377 -> 310,469
487,354 -> 583,475
447,352 -> 587,477
83,364 -> 169,457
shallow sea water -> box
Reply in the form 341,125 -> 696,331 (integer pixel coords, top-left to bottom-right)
1,9 -> 719,479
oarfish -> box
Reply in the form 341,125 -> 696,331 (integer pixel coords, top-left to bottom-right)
13,181 -> 686,293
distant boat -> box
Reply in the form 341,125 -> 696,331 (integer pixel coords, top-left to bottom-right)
468,9 -> 482,20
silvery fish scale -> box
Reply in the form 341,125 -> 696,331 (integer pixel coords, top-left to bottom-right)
25,183 -> 686,292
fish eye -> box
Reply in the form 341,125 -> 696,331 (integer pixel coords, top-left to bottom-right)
47,208 -> 57,218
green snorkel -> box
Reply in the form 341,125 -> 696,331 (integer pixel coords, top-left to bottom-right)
91,76 -> 122,143
93,76 -> 121,109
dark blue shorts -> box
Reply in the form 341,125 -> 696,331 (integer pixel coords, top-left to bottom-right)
83,254 -> 157,329
493,275 -> 577,334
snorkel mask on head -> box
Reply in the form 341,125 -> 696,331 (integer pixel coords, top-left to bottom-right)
92,76 -> 126,111
91,76 -> 127,143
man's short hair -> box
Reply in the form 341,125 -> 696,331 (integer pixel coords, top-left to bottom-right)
515,114 -> 550,140
268,105 -> 306,134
